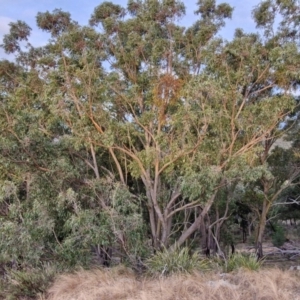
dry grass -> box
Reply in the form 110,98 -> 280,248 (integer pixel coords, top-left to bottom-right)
46,266 -> 300,300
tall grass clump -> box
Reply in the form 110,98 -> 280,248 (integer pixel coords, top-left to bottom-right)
224,253 -> 262,272
47,267 -> 300,300
145,246 -> 209,276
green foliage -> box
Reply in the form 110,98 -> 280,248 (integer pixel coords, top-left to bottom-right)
0,181 -> 55,267
253,0 -> 300,42
36,9 -> 74,37
146,246 -> 210,276
272,224 -> 286,247
2,20 -> 31,53
0,264 -> 59,299
0,176 -> 147,269
181,167 -> 221,202
223,253 -> 263,273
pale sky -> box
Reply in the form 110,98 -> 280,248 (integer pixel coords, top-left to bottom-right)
0,0 -> 262,59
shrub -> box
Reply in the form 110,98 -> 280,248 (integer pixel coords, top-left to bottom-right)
0,264 -> 59,299
145,246 -> 210,276
272,224 -> 286,247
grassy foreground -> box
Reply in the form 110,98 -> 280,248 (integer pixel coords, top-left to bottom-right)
46,267 -> 300,300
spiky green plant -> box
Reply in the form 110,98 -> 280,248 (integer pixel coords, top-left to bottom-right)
224,253 -> 263,272
145,246 -> 210,276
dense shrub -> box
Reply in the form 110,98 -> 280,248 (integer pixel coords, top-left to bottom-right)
272,224 -> 286,247
0,264 -> 59,299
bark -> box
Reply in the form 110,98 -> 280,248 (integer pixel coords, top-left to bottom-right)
200,216 -> 209,255
174,184 -> 221,248
148,204 -> 158,249
256,199 -> 268,259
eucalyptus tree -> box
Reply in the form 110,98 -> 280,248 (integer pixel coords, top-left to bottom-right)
253,0 -> 300,44
0,17 -> 146,267
174,26 -> 298,250
0,55 -> 146,267
31,0 -> 235,249
1,0 -> 299,254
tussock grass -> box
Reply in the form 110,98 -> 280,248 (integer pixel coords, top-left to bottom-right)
224,253 -> 263,272
145,246 -> 211,276
47,267 -> 300,300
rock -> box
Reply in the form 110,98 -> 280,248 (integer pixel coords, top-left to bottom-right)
288,265 -> 300,271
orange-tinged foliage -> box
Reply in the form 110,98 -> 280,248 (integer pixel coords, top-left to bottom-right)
153,74 -> 183,125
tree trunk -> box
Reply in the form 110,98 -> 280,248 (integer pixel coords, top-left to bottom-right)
200,215 -> 209,255
148,203 -> 158,249
174,184 -> 221,248
256,199 -> 268,259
